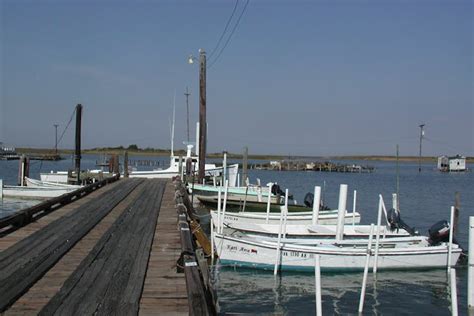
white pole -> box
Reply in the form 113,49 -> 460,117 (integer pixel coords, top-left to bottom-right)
213,175 -> 216,187
266,183 -> 272,224
358,224 -> 375,313
448,206 -> 455,272
195,122 -> 199,155
0,179 -> 3,199
274,205 -> 286,276
221,180 -> 229,234
211,215 -> 215,263
468,216 -> 474,309
373,195 -> 384,274
223,152 -> 227,184
450,268 -> 458,316
217,186 -> 222,234
312,186 -> 321,225
315,254 -> 322,316
392,193 -> 398,211
282,189 -> 289,239
352,190 -> 357,227
237,173 -> 240,187
335,184 -> 348,241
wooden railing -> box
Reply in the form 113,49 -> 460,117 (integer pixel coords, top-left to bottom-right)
0,174 -> 119,233
174,179 -> 216,316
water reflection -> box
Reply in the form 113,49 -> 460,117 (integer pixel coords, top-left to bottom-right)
213,266 -> 454,315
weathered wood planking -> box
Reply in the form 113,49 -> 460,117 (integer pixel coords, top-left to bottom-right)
139,181 -> 188,316
3,179 -> 148,315
0,179 -> 144,312
40,179 -> 166,315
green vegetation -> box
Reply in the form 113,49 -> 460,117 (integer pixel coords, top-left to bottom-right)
15,147 -> 473,162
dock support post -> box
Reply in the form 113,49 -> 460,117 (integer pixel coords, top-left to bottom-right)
74,104 -> 82,184
217,186 -> 222,234
315,254 -> 322,316
358,224 -> 375,313
335,184 -> 348,241
223,151 -> 227,184
124,151 -> 129,178
352,190 -> 357,226
448,206 -> 455,272
373,195 -> 384,274
450,268 -> 458,316
265,183 -> 272,223
312,186 -> 321,225
468,216 -> 474,309
242,146 -> 248,186
0,179 -> 3,199
221,180 -> 229,234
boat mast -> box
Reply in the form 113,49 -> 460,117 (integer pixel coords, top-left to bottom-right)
171,91 -> 176,157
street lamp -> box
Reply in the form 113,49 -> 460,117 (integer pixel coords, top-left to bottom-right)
188,49 -> 207,182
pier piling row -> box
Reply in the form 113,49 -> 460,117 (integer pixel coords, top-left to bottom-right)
0,178 -> 214,315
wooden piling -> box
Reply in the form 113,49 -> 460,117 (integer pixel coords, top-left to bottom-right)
74,104 -> 82,185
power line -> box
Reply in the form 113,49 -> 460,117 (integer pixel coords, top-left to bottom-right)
208,0 -> 250,69
207,0 -> 240,60
56,107 -> 76,147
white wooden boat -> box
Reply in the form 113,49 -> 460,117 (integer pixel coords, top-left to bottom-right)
211,209 -> 361,226
216,220 -> 412,238
1,185 -> 78,199
25,177 -> 82,189
213,233 -> 462,272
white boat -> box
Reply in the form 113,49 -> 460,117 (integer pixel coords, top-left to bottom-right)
1,184 -> 78,199
216,220 -> 412,238
211,209 -> 361,226
213,233 -> 462,272
25,177 -> 82,189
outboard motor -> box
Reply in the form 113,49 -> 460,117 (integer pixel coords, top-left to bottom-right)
387,208 -> 418,236
304,192 -> 314,208
428,220 -> 450,245
271,184 -> 284,196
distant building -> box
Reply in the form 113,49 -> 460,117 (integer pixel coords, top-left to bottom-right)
437,155 -> 466,172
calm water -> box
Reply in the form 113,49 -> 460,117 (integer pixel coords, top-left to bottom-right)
0,156 -> 472,314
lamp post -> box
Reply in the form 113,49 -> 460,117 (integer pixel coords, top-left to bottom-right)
189,49 -> 207,183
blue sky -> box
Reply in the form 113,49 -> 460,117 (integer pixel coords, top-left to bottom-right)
1,0 -> 472,156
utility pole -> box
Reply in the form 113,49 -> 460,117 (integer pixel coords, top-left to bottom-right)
53,124 -> 59,155
198,49 -> 207,183
184,87 -> 191,142
418,124 -> 425,172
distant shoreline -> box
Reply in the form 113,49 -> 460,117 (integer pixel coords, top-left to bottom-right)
14,147 -> 473,163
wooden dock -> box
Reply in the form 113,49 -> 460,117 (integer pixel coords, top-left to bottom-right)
0,178 -> 209,315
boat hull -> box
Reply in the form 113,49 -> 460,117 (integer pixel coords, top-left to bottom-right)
214,234 -> 462,272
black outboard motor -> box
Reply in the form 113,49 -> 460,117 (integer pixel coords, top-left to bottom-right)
428,220 -> 450,245
271,184 -> 284,196
387,208 -> 418,236
304,192 -> 314,208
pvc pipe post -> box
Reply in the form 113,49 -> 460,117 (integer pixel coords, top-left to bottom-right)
358,224 -> 375,313
223,152 -> 227,184
266,183 -> 272,223
274,205 -> 286,276
373,195 -> 384,274
448,206 -> 455,272
450,268 -> 458,316
352,190 -> 357,227
335,184 -> 348,241
221,180 -> 229,234
315,254 -> 322,316
217,186 -> 222,234
211,217 -> 215,263
312,186 -> 321,225
468,217 -> 474,309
